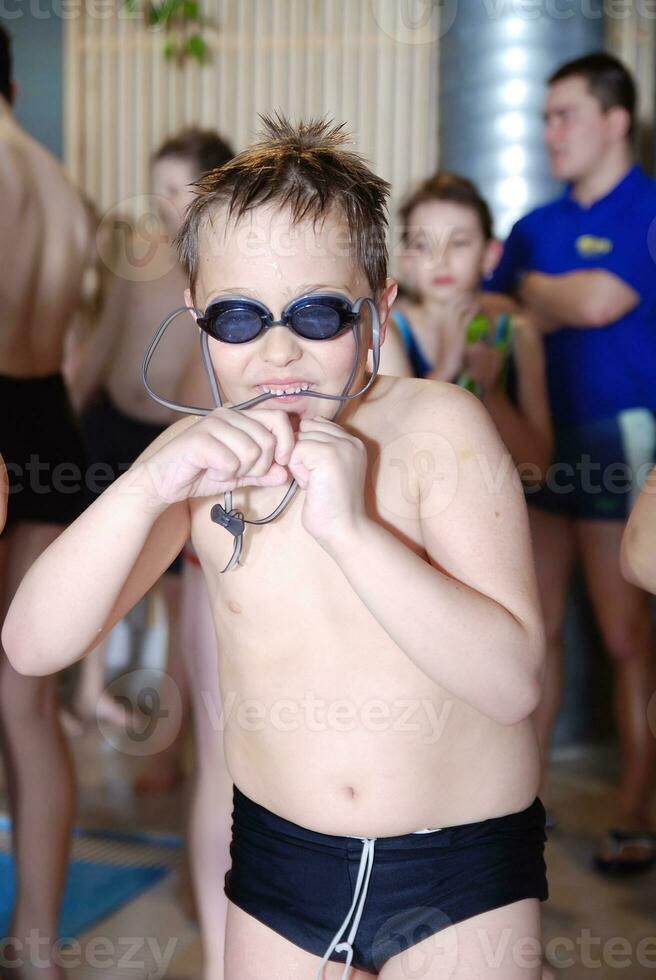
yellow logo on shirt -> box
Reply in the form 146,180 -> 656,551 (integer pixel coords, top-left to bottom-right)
575,235 -> 613,256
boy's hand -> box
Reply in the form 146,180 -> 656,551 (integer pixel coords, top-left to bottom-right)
137,408 -> 295,507
288,417 -> 368,545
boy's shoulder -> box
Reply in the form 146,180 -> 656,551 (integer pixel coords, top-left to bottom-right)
372,375 -> 495,445
368,377 -> 511,518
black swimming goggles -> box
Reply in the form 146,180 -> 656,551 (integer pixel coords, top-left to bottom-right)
195,292 -> 359,345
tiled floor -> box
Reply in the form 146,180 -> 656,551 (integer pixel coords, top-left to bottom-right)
1,729 -> 654,978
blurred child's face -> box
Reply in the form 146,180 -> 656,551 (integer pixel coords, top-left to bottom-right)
151,155 -> 198,238
186,205 -> 395,419
401,200 -> 495,303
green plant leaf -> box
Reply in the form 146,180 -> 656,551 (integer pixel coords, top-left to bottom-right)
162,38 -> 177,59
146,3 -> 163,26
182,0 -> 200,20
185,34 -> 207,62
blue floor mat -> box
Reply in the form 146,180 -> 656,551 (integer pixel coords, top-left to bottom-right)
0,831 -> 178,937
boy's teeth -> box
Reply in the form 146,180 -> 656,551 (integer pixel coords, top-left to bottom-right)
264,384 -> 310,395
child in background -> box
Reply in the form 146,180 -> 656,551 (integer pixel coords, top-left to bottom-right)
382,172 -> 553,485
71,129 -> 233,794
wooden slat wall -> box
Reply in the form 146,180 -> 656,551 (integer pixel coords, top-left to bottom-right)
606,12 -> 656,171
64,0 -> 439,248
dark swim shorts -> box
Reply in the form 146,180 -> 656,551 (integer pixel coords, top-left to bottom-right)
81,388 -> 181,573
526,408 -> 656,521
0,372 -> 88,535
225,787 -> 548,975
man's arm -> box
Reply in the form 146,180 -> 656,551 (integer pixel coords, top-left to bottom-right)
478,291 -> 521,319
519,269 -> 639,329
303,387 -> 545,726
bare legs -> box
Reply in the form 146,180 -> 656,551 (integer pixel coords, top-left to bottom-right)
134,571 -> 190,795
530,507 -> 655,860
0,523 -> 76,980
181,559 -> 231,980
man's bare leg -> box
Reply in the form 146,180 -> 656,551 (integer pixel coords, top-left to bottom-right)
134,571 -> 189,794
182,560 -> 231,979
0,522 -> 76,980
528,508 -> 576,790
576,520 -> 656,861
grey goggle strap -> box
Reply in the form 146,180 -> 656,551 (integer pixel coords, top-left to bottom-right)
141,298 -> 381,572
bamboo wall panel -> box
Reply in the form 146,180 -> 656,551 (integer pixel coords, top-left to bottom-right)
64,0 -> 439,254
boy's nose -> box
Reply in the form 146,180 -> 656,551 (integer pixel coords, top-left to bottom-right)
260,324 -> 303,367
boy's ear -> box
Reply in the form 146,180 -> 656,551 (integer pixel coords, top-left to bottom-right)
482,239 -> 503,279
375,278 -> 399,347
184,287 -> 198,321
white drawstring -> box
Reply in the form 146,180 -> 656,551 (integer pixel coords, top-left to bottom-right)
315,837 -> 376,980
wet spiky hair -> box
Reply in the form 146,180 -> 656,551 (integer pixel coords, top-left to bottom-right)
176,113 -> 390,298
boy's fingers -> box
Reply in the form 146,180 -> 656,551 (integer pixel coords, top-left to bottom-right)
208,424 -> 274,478
241,409 -> 296,465
235,463 -> 289,488
299,418 -> 359,445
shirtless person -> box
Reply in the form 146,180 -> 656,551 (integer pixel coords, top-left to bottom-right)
73,129 -> 233,792
5,117 -> 548,979
0,26 -> 91,980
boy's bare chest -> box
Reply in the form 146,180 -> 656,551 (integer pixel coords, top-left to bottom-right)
188,424 -> 431,644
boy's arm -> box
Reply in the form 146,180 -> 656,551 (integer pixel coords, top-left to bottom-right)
481,316 -> 553,483
291,387 -> 545,726
4,407 -> 295,677
519,269 -> 639,329
621,466 -> 656,592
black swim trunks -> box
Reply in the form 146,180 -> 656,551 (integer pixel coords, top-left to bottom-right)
225,787 -> 548,975
0,373 -> 88,535
81,389 -> 168,494
81,389 -> 182,573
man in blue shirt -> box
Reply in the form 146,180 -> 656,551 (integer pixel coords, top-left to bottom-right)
488,53 -> 656,872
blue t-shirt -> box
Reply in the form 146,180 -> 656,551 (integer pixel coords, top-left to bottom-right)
486,165 -> 656,427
